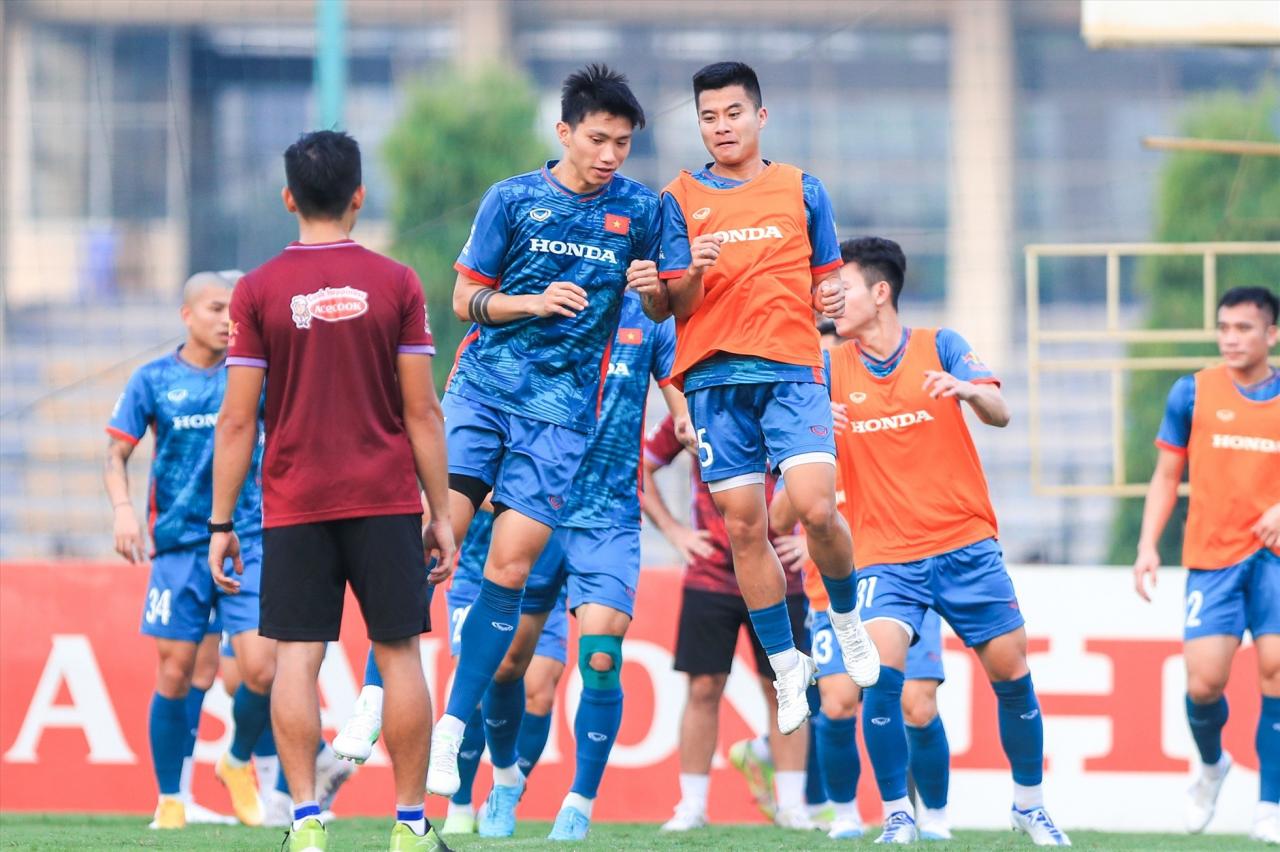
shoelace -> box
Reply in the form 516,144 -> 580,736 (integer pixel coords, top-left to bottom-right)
1028,809 -> 1064,841
884,811 -> 913,836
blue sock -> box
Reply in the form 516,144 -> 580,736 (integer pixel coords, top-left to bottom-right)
451,708 -> 486,807
570,686 -> 623,799
229,684 -> 272,763
1258,696 -> 1279,803
149,693 -> 188,796
805,715 -> 828,805
364,647 -> 383,689
862,667 -> 909,802
906,715 -> 950,809
483,677 -> 526,771
992,674 -> 1044,787
1186,694 -> 1229,766
183,686 -> 206,762
816,712 -> 860,805
254,722 -> 277,758
445,579 -> 523,721
820,573 -> 856,614
396,803 -> 425,834
747,601 -> 796,657
517,711 -> 553,778
293,800 -> 321,822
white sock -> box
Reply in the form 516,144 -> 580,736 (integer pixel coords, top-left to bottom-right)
358,684 -> 384,716
883,796 -> 912,820
1258,801 -> 1280,820
749,734 -> 771,762
920,805 -> 948,824
563,791 -> 594,818
446,801 -> 474,818
768,648 -> 800,675
775,770 -> 806,812
223,752 -> 250,769
436,714 -> 466,740
397,816 -> 426,835
678,773 -> 710,814
493,763 -> 522,787
828,608 -> 861,629
179,756 -> 195,800
1205,754 -> 1230,776
255,755 -> 280,792
1013,783 -> 1044,811
833,799 -> 858,821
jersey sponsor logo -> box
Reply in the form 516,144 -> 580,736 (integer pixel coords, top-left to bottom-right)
1216,408 -> 1236,422
548,495 -> 565,510
710,225 -> 784,244
607,361 -> 633,377
810,425 -> 829,437
529,207 -> 552,222
691,206 -> 712,221
849,391 -> 868,404
586,732 -> 608,742
171,412 -> 219,430
604,213 -> 630,235
1210,433 -> 1279,453
490,621 -> 515,632
617,328 -> 643,345
166,388 -> 189,403
848,409 -> 935,434
528,238 -> 618,266
290,286 -> 369,329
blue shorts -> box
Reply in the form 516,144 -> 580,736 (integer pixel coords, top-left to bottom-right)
446,578 -> 570,665
551,526 -> 642,618
811,607 -> 946,682
857,537 -> 1024,648
142,538 -> 262,643
443,392 -> 588,528
1185,548 -> 1280,641
686,381 -> 835,486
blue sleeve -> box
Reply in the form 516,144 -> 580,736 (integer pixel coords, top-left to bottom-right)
658,192 -> 691,277
802,174 -> 841,272
455,184 -> 510,285
637,199 -> 661,264
107,369 -> 153,443
936,328 -> 999,384
652,317 -> 677,383
1156,376 -> 1195,451
822,349 -> 833,390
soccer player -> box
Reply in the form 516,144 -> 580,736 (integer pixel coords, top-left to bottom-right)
643,414 -> 814,832
654,61 -> 879,737
1133,285 -> 1279,843
828,237 -> 1068,845
104,269 -> 274,830
210,130 -> 454,852
426,64 -> 661,804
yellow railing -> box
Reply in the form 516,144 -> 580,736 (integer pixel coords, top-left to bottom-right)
1025,241 -> 1280,497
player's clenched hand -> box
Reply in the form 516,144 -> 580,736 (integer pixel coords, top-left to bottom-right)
209,531 -> 243,595
626,259 -> 662,296
113,504 -> 144,564
424,518 -> 456,585
923,370 -> 972,401
670,525 -> 715,563
1252,503 -> 1280,550
815,277 -> 845,318
1132,547 -> 1160,602
774,534 -> 810,573
687,234 -> 723,274
674,415 -> 698,453
533,281 -> 589,318
831,402 -> 849,435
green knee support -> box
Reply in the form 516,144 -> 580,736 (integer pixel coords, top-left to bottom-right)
578,634 -> 623,690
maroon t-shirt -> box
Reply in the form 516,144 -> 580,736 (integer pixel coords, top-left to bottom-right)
645,415 -> 803,596
228,240 -> 434,527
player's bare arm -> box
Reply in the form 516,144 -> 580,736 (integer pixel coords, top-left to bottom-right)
1133,448 -> 1187,602
208,365 -> 265,593
659,383 -> 697,451
452,273 -> 588,324
398,351 -> 456,583
627,259 -> 671,322
640,456 -> 714,563
1253,502 -> 1280,550
668,233 -> 722,320
103,437 -> 143,563
922,371 -> 1011,427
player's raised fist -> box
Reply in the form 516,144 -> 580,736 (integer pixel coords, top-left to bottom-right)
688,234 -> 723,273
626,259 -> 662,296
816,276 -> 845,318
534,281 -> 589,318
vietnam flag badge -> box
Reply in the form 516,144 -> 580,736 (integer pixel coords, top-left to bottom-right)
604,213 -> 630,235
618,327 -> 643,345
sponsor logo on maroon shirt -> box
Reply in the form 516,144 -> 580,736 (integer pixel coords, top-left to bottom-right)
290,286 -> 369,329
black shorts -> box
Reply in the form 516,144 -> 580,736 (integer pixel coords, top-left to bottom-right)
261,514 -> 430,643
673,588 -> 809,679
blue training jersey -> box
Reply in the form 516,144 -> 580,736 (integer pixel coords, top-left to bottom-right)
107,348 -> 264,555
1156,368 -> 1280,451
451,161 -> 661,433
659,163 -> 841,392
563,292 -> 676,530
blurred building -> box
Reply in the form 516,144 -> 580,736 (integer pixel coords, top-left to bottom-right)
1,0 -> 1276,560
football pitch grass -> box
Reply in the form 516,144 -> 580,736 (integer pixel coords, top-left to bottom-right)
0,815 -> 1259,851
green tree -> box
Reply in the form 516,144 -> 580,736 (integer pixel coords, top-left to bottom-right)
1107,86 -> 1280,565
382,66 -> 550,387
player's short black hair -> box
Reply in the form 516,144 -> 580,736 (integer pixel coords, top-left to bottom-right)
283,130 -> 362,221
1218,286 -> 1279,325
561,64 -> 645,130
841,237 -> 907,309
692,61 -> 763,109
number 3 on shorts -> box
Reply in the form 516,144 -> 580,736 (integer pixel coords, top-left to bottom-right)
696,427 -> 715,469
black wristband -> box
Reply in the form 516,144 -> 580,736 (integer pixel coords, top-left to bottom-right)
207,518 -> 234,534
